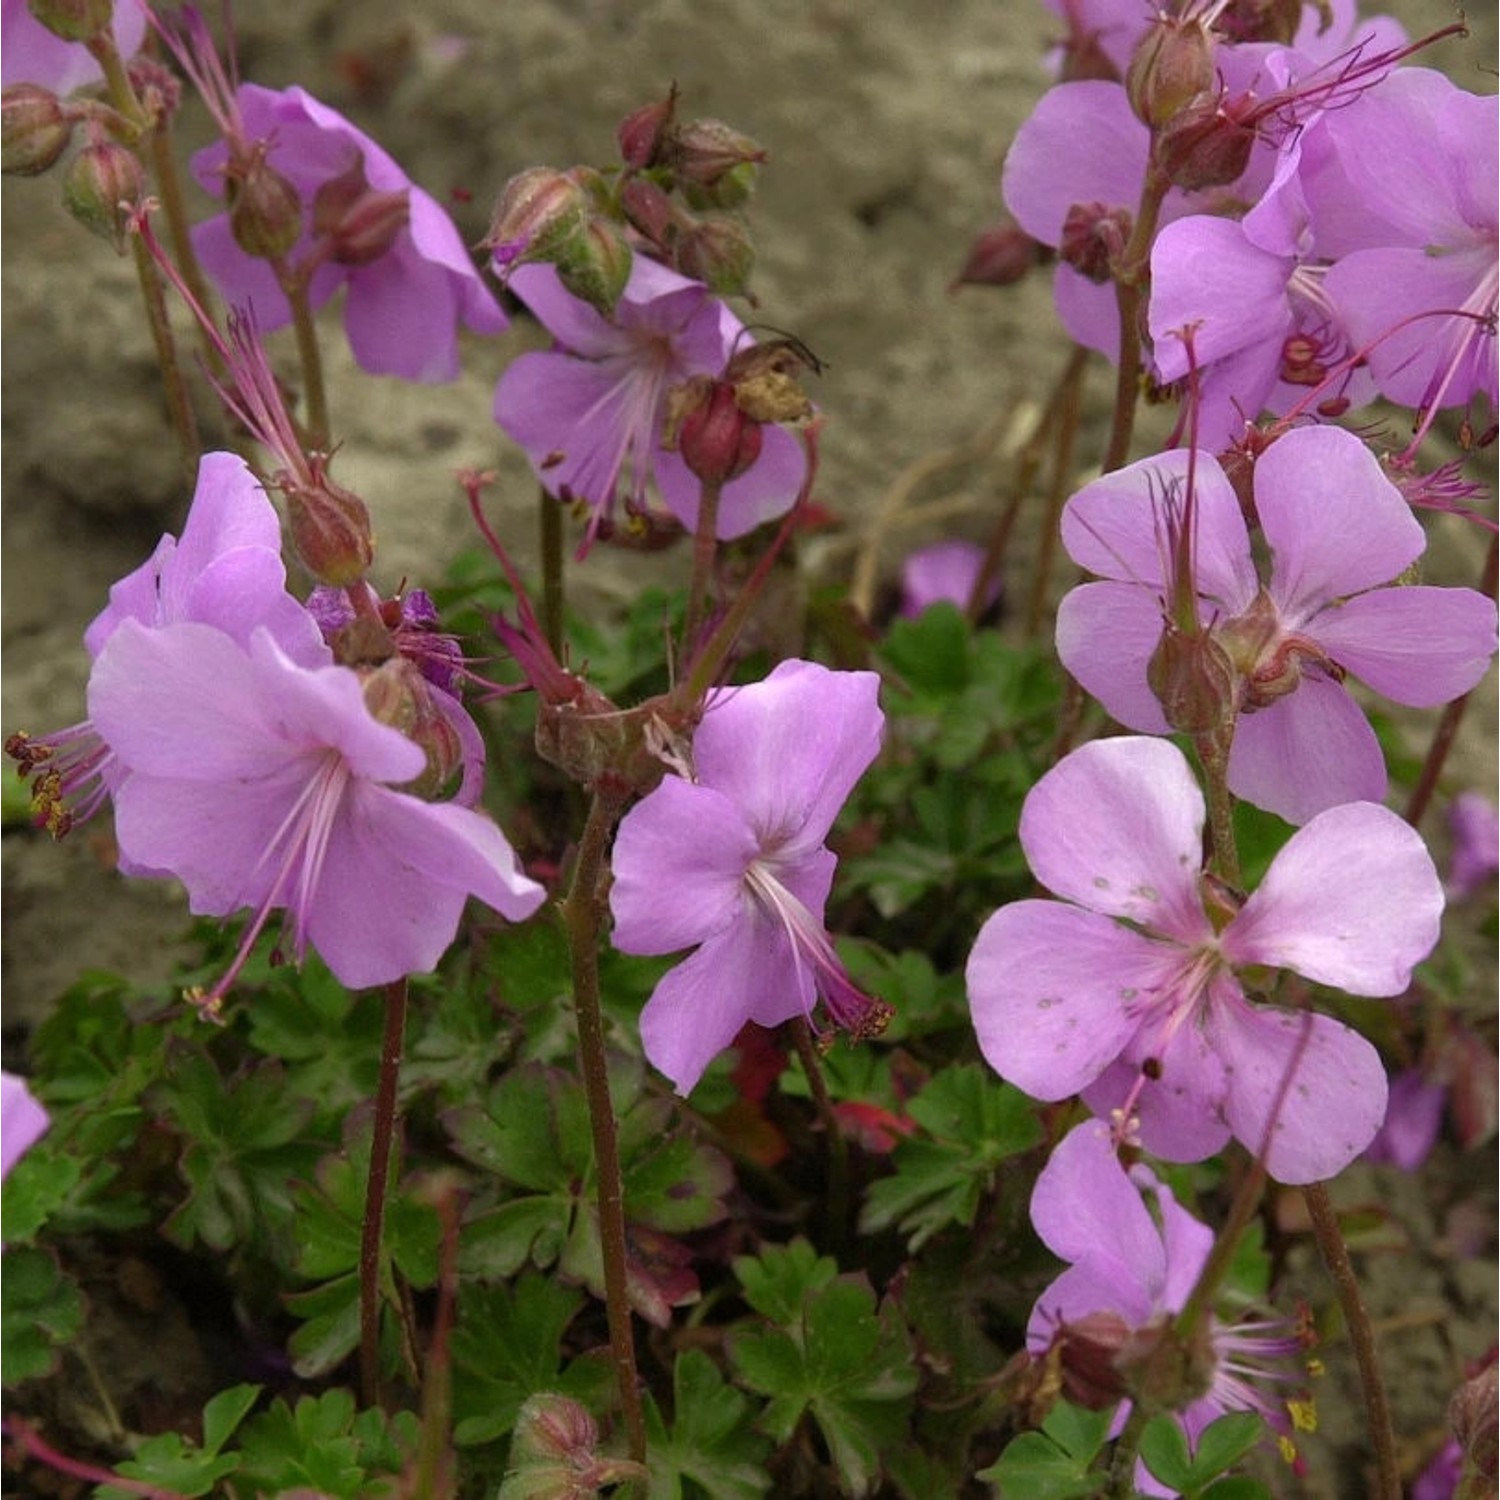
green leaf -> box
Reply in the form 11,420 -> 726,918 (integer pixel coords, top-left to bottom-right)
0,1147 -> 83,1244
97,1431 -> 241,1499
730,1265 -> 915,1498
1179,1411 -> 1265,1486
450,1274 -> 607,1447
1140,1415 -> 1194,1489
732,1239 -> 839,1325
1040,1400 -> 1114,1462
283,1273 -> 361,1379
644,1350 -> 772,1500
444,1065 -> 577,1192
201,1383 -> 263,1456
977,1431 -> 1105,1499
460,1196 -> 570,1278
0,1245 -> 84,1385
234,1389 -> 406,1499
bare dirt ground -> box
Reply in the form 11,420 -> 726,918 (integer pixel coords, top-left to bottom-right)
3,3 -> 1495,1495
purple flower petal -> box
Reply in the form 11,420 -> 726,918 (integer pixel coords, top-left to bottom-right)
1018,737 -> 1209,940
610,778 -> 760,955
1,0 -> 145,92
1207,996 -> 1388,1183
1223,802 -> 1443,996
1227,678 -> 1387,824
966,900 -> 1171,1101
1311,585 -> 1497,708
692,662 -> 883,859
1,1071 -> 50,1179
654,423 -> 807,539
1054,582 -> 1173,734
1258,427 -> 1425,618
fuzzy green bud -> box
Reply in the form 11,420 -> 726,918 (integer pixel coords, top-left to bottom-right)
673,215 -> 754,297
61,138 -> 143,252
665,116 -> 765,188
2,84 -> 74,176
554,217 -> 633,316
1125,15 -> 1217,128
1147,621 -> 1239,736
227,149 -> 303,260
482,165 -> 590,272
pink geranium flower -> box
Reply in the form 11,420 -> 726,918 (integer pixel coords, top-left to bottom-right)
1028,1121 -> 1307,1495
2,1071 -> 50,1180
609,659 -> 885,1095
0,0 -> 145,94
966,736 -> 1444,1183
7,451 -> 327,841
188,80 -> 505,381
494,258 -> 806,550
1055,425 -> 1497,823
87,619 -> 545,997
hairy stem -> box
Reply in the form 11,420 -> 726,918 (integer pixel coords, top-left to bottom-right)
1303,1181 -> 1400,1500
360,977 -> 409,1408
539,484 -> 566,659
1403,532 -> 1498,828
563,790 -> 647,1464
280,269 -> 331,451
145,130 -> 223,374
683,476 -> 726,648
1194,723 -> 1242,888
129,230 -> 200,481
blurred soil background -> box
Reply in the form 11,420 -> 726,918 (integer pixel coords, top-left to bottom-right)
2,2 -> 1495,1494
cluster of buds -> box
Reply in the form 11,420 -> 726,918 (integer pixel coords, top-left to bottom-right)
481,87 -> 765,314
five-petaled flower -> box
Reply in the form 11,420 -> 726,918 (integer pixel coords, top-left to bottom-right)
609,659 -> 886,1095
966,736 -> 1443,1183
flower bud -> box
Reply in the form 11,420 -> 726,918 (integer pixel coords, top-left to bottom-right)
616,88 -> 676,168
25,0 -> 111,42
362,658 -> 463,799
127,57 -> 182,131
1058,200 -> 1132,284
673,215 -> 754,297
502,1393 -> 649,1500
2,84 -> 74,177
952,220 -> 1046,290
681,158 -> 758,212
61,138 -> 144,252
665,376 -> 765,485
227,148 -> 304,259
618,174 -> 677,247
312,157 -> 410,266
1155,95 -> 1255,191
482,165 -> 590,272
554,217 -> 633,315
1147,621 -> 1239,735
284,467 -> 374,587
1125,15 -> 1217,128
664,116 -> 765,188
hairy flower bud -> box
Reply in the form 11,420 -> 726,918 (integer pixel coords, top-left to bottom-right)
2,84 -> 73,177
952,220 -> 1046,290
362,658 -> 463,799
681,159 -> 758,212
1058,200 -> 1132,284
554,217 -> 634,315
664,116 -> 765,188
1125,15 -> 1217,128
25,0 -> 111,42
312,157 -> 410,266
283,465 -> 374,587
61,138 -> 144,252
482,165 -> 590,272
673,215 -> 754,297
616,88 -> 676,169
227,148 -> 304,259
665,376 -> 764,485
618,174 -> 677,247
1155,95 -> 1255,191
1147,622 -> 1239,735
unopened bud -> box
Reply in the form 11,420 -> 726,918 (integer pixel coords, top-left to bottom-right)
313,157 -> 409,265
1058,200 -> 1132,284
227,148 -> 304,259
666,377 -> 764,485
1155,95 -> 1255,191
284,468 -> 374,587
61,138 -> 144,252
554,217 -> 633,315
362,659 -> 462,799
664,116 -> 765,188
482,165 -> 590,273
1147,622 -> 1238,735
127,57 -> 182,131
618,174 -> 678,247
952,221 -> 1046,289
681,158 -> 758,212
673,215 -> 754,297
1125,16 -> 1217,128
1117,1315 -> 1217,1415
2,84 -> 74,176
25,0 -> 111,42
503,1393 -> 649,1500
616,88 -> 676,169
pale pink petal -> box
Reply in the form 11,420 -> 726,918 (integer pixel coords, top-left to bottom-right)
654,423 -> 807,539
1227,678 -> 1386,824
1135,1163 -> 1215,1312
610,780 -> 759,954
1055,582 -> 1173,733
1,1071 -> 49,1179
692,662 -> 883,857
1223,802 -> 1442,996
344,247 -> 464,382
1019,738 -> 1209,940
639,910 -> 811,1095
1027,1259 -> 1153,1351
188,215 -> 294,331
1206,998 -> 1388,1183
1256,427 -> 1424,621
966,900 -> 1172,1100
1311,585 -> 1496,707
